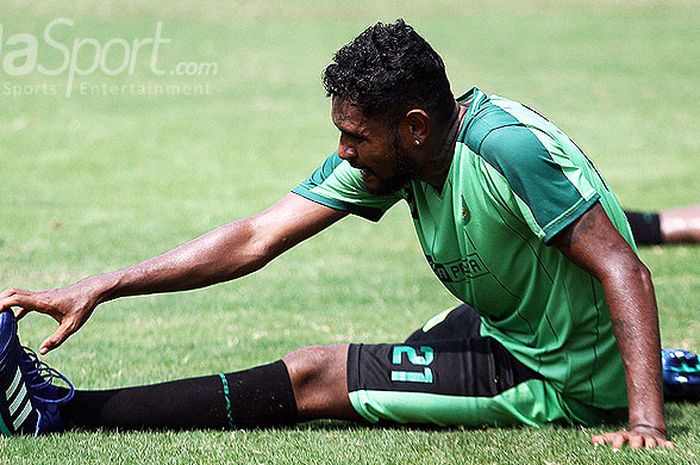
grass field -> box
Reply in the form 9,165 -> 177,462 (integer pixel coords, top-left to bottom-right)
1,0 -> 700,463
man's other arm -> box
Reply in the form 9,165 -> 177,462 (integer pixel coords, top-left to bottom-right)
0,193 -> 347,353
551,202 -> 673,450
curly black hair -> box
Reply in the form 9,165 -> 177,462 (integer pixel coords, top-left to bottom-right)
323,19 -> 454,125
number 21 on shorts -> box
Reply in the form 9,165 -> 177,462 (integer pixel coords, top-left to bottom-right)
390,345 -> 434,383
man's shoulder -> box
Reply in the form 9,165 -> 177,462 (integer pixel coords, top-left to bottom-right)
458,90 -> 568,176
461,93 -> 526,157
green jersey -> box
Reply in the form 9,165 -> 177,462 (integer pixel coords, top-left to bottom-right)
292,87 -> 633,420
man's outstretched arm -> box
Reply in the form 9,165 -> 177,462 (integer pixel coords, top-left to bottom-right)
0,193 -> 347,354
551,202 -> 673,450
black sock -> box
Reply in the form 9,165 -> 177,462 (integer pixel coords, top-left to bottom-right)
61,360 -> 297,431
625,210 -> 662,245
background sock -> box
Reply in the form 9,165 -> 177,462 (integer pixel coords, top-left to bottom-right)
625,211 -> 662,245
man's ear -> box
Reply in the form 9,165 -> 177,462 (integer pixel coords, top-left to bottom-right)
402,109 -> 430,147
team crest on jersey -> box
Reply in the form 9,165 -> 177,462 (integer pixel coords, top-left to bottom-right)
461,195 -> 471,224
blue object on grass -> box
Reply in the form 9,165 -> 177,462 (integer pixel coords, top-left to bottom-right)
0,311 -> 74,435
662,348 -> 700,399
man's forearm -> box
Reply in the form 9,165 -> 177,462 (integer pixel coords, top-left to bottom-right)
600,258 -> 666,434
85,217 -> 271,302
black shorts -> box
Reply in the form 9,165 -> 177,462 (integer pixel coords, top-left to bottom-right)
346,304 -> 574,427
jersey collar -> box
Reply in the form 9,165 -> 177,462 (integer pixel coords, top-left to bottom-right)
456,86 -> 488,121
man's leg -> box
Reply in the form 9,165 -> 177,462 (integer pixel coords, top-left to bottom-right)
659,204 -> 700,244
63,304 -> 553,430
61,345 -> 361,431
625,205 -> 700,245
60,307 -> 566,431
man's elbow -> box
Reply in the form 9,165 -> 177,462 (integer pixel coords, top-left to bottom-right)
599,252 -> 654,293
213,217 -> 277,280
247,237 -> 278,271
624,252 -> 653,285
635,258 -> 654,294
241,217 -> 286,271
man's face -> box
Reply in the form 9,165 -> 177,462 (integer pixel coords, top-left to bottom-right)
331,97 -> 417,195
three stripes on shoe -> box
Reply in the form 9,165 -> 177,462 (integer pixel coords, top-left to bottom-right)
1,366 -> 33,435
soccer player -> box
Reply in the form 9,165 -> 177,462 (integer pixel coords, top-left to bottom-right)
0,20 -> 686,450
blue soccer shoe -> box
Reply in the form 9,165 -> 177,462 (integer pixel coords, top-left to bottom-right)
0,311 -> 75,436
662,348 -> 700,399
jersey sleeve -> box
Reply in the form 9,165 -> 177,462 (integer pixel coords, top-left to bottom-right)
291,151 -> 402,222
478,125 -> 600,244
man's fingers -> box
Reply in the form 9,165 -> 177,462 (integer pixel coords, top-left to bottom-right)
642,435 -> 675,449
0,291 -> 37,311
0,296 -> 26,313
2,295 -> 40,316
0,288 -> 25,299
39,321 -> 74,355
0,290 -> 20,311
643,435 -> 658,449
629,434 -> 644,450
593,431 -> 674,450
0,292 -> 59,320
0,289 -> 15,301
591,433 -> 613,446
0,288 -> 31,308
611,433 -> 628,451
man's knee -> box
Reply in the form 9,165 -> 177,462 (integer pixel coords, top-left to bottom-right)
281,344 -> 357,420
282,344 -> 347,390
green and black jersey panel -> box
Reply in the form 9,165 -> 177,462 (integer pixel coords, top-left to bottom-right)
291,151 -> 402,221
348,304 -> 575,427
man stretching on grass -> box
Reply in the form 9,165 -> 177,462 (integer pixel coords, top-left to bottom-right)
0,19 -> 687,450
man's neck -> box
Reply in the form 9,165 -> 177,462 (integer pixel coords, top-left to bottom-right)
418,102 -> 468,190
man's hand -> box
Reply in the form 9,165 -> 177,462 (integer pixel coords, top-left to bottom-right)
591,426 -> 674,450
0,279 -> 104,354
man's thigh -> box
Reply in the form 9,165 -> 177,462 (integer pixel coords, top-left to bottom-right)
347,305 -> 570,427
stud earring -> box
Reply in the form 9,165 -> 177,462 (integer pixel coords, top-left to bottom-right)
414,140 -> 420,146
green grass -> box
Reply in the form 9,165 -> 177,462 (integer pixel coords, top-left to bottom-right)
1,0 -> 700,463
